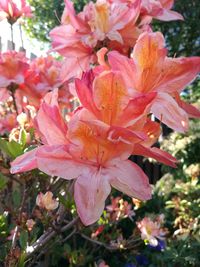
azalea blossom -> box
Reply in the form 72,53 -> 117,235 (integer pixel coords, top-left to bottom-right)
0,0 -> 32,24
0,51 -> 29,89
36,191 -> 59,211
108,31 -> 200,132
140,0 -> 183,23
137,216 -> 166,246
18,55 -> 74,108
50,0 -> 141,79
75,68 -> 177,167
11,90 -> 152,225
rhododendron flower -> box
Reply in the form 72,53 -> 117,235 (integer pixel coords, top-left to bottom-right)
76,70 -> 177,167
0,0 -> 32,24
0,112 -> 17,134
50,0 -> 141,78
137,216 -> 166,246
0,51 -> 29,88
75,69 -> 156,126
140,0 -> 183,22
19,56 -> 73,108
108,31 -> 200,132
11,90 -> 152,225
36,191 -> 59,211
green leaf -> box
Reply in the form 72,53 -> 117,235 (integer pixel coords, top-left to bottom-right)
19,129 -> 27,148
7,141 -> 24,158
19,230 -> 28,250
0,138 -> 24,158
12,190 -> 21,207
0,173 -> 7,190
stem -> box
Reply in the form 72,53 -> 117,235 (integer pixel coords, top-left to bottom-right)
80,233 -> 120,251
8,83 -> 19,115
19,24 -> 24,48
25,217 -> 79,259
10,24 -> 14,50
10,88 -> 19,115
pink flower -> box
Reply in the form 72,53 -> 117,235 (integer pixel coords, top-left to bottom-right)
19,56 -> 73,108
0,113 -> 17,134
108,31 -> 200,132
140,0 -> 183,22
0,0 -> 32,24
75,69 -> 177,167
50,0 -> 141,78
137,216 -> 165,246
36,192 -> 59,211
75,69 -> 156,127
98,260 -> 110,267
0,51 -> 29,88
11,90 -> 152,225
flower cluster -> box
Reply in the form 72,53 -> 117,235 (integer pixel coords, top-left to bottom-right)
0,0 -> 199,227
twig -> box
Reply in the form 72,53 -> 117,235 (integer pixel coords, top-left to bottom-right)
8,83 -> 19,115
11,183 -> 27,249
10,24 -> 14,50
80,233 -> 120,251
26,217 -> 79,259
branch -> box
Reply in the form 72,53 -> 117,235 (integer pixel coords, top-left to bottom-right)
80,233 -> 120,251
25,216 -> 79,259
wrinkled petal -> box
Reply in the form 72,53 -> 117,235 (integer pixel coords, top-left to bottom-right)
74,168 -> 111,225
151,93 -> 188,132
156,57 -> 200,93
134,144 -> 177,167
10,148 -> 38,173
108,160 -> 151,200
93,71 -> 129,124
35,92 -> 68,146
116,92 -> 156,126
108,50 -> 136,90
156,9 -> 184,21
36,145 -> 86,179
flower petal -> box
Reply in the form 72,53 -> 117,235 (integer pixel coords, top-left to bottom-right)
156,57 -> 200,93
74,168 -> 111,225
10,148 -> 38,173
134,144 -> 177,167
35,95 -> 68,146
108,160 -> 151,200
36,145 -> 85,179
151,93 -> 189,132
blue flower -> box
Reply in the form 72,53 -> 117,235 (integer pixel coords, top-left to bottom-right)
135,255 -> 149,266
124,263 -> 136,267
148,239 -> 166,251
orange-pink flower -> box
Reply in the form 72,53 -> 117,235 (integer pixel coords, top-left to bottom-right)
50,0 -> 141,78
140,0 -> 183,22
108,31 -> 200,132
0,51 -> 29,88
11,90 -> 152,225
19,55 -> 73,108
